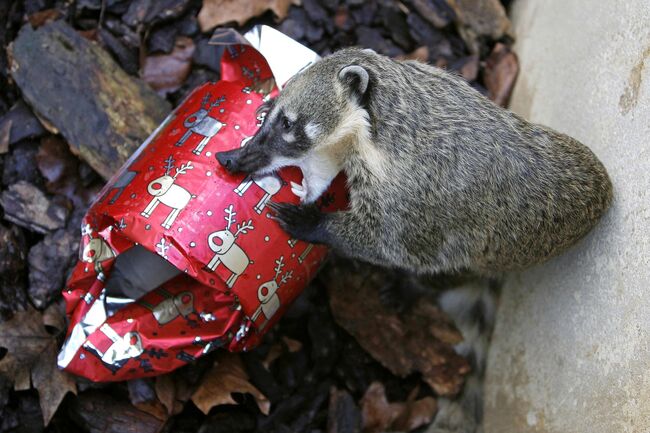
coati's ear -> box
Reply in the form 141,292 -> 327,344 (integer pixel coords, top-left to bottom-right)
338,65 -> 369,102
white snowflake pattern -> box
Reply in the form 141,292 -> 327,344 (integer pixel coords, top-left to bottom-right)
156,238 -> 170,259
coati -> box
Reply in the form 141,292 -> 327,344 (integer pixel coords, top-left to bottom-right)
216,48 -> 612,432
216,47 -> 613,276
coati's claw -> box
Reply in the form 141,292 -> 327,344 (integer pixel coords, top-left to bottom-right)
266,200 -> 287,214
268,201 -> 326,243
290,180 -> 307,201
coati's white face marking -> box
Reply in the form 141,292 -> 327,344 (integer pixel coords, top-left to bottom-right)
288,102 -> 382,203
258,151 -> 342,204
318,101 -> 386,180
265,104 -> 281,125
305,122 -> 321,140
282,132 -> 296,143
260,156 -> 301,175
294,149 -> 344,203
254,100 -> 381,204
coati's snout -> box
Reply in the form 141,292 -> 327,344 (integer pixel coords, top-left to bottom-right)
215,148 -> 240,172
215,121 -> 303,175
216,142 -> 271,175
216,95 -> 314,176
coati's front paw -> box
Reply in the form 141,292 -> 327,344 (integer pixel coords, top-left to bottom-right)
268,201 -> 327,244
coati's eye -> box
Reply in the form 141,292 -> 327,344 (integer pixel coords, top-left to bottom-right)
281,115 -> 293,130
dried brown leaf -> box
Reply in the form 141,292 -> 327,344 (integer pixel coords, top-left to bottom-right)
0,309 -> 54,386
326,263 -> 470,396
360,382 -> 437,433
142,36 -> 195,95
71,391 -> 164,433
360,382 -> 404,433
36,136 -> 79,199
282,335 -> 302,353
262,337 -> 303,369
484,43 -> 519,107
404,397 -> 438,430
191,352 -> 270,415
262,342 -> 284,370
27,9 -> 61,28
198,0 -> 298,31
333,6 -> 350,30
33,343 -> 77,425
448,0 -> 511,40
77,28 -> 100,42
177,374 -> 199,400
128,379 -> 169,421
42,301 -> 66,332
456,54 -> 480,82
0,308 -> 77,425
134,398 -> 169,420
396,46 -> 429,63
393,390 -> 438,432
155,374 -> 177,415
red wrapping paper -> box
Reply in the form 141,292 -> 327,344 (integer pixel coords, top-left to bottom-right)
57,29 -> 347,381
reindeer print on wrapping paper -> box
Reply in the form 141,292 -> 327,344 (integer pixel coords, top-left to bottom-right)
287,238 -> 315,264
101,170 -> 138,205
141,156 -> 194,229
82,238 -> 115,274
241,64 -> 276,97
251,256 -> 292,331
139,288 -> 195,326
175,93 -> 226,156
242,86 -> 273,128
234,136 -> 283,214
81,224 -> 115,275
234,174 -> 282,214
206,205 -> 254,288
99,151 -> 146,205
83,324 -> 144,373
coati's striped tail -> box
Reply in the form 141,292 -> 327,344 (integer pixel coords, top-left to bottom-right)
427,278 -> 501,433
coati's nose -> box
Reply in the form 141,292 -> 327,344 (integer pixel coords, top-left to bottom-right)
216,149 -> 241,173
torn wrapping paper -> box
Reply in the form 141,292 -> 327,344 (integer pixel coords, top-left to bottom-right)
57,25 -> 347,381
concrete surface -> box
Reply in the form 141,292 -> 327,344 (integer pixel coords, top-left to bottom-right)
483,2 -> 650,433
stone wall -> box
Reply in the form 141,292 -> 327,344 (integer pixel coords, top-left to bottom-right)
484,1 -> 650,432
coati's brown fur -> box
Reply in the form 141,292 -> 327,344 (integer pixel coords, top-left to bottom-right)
217,48 -> 613,276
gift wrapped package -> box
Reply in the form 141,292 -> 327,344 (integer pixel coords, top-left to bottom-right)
57,26 -> 347,381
